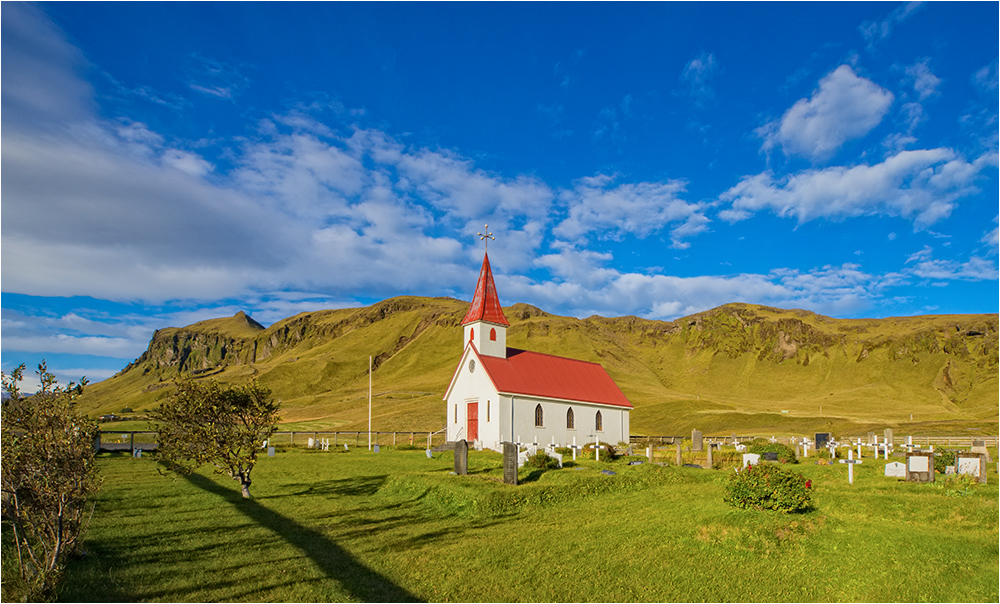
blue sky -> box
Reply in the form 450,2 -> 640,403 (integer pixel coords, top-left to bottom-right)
2,2 -> 998,390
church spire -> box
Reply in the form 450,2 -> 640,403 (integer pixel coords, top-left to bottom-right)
462,225 -> 509,327
461,250 -> 510,326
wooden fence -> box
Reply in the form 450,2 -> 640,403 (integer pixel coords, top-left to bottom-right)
629,434 -> 998,447
96,429 -> 450,452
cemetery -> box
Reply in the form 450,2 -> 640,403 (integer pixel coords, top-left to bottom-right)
53,434 -> 998,603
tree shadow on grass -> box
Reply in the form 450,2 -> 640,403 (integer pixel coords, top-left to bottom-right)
183,472 -> 423,603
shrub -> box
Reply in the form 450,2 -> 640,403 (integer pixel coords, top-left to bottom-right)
723,462 -> 812,513
521,450 -> 560,470
748,441 -> 798,463
935,449 -> 956,473
582,442 -> 617,461
394,444 -> 421,451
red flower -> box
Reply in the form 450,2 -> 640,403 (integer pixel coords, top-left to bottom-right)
805,479 -> 812,488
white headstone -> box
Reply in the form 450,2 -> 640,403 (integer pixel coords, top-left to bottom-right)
742,453 -> 761,467
307,438 -> 315,448
957,456 -> 981,477
884,461 -> 906,477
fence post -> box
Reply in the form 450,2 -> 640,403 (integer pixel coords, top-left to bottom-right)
393,432 -> 397,446
410,432 -> 414,445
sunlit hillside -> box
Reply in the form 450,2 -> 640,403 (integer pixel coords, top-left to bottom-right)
76,297 -> 999,437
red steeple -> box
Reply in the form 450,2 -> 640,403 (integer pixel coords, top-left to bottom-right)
461,251 -> 510,326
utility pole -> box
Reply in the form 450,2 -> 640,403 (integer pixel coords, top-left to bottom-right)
368,355 -> 372,451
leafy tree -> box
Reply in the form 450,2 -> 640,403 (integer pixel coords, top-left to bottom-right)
1,362 -> 100,602
152,379 -> 280,498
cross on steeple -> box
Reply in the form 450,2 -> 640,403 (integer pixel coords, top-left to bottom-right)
478,224 -> 495,251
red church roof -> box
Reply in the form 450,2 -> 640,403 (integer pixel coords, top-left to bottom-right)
461,252 -> 510,326
478,348 -> 632,408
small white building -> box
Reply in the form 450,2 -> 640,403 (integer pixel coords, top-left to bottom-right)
444,251 -> 632,452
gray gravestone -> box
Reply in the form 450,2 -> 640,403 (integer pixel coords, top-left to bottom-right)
267,446 -> 275,457
503,442 -> 518,485
905,452 -> 934,482
675,443 -> 682,466
692,429 -> 704,452
884,428 -> 894,446
706,443 -> 714,468
970,439 -> 991,462
762,452 -> 778,461
425,449 -> 433,459
815,433 -> 830,448
374,444 -> 380,454
454,439 -> 468,475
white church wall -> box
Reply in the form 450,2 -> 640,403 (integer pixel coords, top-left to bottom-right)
445,348 -> 501,445
509,396 -> 630,449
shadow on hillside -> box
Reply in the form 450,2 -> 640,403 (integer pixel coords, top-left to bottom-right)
183,472 -> 423,603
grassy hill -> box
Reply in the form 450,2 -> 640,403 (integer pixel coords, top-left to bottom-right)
77,297 -> 999,437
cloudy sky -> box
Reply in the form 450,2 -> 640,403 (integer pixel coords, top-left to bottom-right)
2,2 -> 997,389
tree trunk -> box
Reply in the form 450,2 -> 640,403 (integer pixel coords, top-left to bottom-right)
240,479 -> 252,499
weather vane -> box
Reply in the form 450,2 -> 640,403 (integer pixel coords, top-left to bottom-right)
478,224 -> 495,251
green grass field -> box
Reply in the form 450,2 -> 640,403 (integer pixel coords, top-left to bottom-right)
56,447 -> 998,602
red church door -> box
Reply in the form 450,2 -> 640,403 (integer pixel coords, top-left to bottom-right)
467,402 -> 479,442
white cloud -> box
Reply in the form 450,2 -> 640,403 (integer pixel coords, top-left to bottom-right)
503,253 -> 894,321
984,216 -> 999,251
859,2 -> 924,48
681,52 -> 718,102
555,175 -> 707,248
719,148 -> 995,228
910,256 -> 998,281
759,65 -> 894,161
906,59 -> 941,100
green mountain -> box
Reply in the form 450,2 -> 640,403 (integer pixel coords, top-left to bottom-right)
78,297 -> 999,437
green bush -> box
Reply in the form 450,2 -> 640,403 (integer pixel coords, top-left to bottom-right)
935,449 -> 956,473
748,441 -> 798,463
394,444 -> 421,451
521,450 -> 560,470
582,442 -> 617,461
723,462 -> 812,513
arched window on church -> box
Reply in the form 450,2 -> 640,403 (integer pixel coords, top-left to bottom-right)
566,407 -> 574,429
490,327 -> 497,341
534,404 -> 543,427
470,328 -> 474,341
595,410 -> 603,432
487,400 -> 490,422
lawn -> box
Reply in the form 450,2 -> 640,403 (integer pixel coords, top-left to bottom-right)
58,448 -> 998,602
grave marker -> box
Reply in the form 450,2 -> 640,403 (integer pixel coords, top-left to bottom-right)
706,443 -> 714,468
502,442 -> 518,485
692,429 -> 704,452
454,439 -> 468,475
742,453 -> 760,468
956,453 -> 987,484
884,461 -> 906,478
267,446 -> 275,457
815,433 -> 830,449
970,439 -> 991,462
839,448 -> 862,484
675,443 -> 682,466
905,451 -> 935,482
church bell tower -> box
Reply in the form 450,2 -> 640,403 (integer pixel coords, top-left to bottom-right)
461,226 -> 508,359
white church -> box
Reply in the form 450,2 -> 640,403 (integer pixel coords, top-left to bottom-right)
443,244 -> 632,453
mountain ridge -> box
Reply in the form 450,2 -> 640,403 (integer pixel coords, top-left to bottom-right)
80,297 -> 999,436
